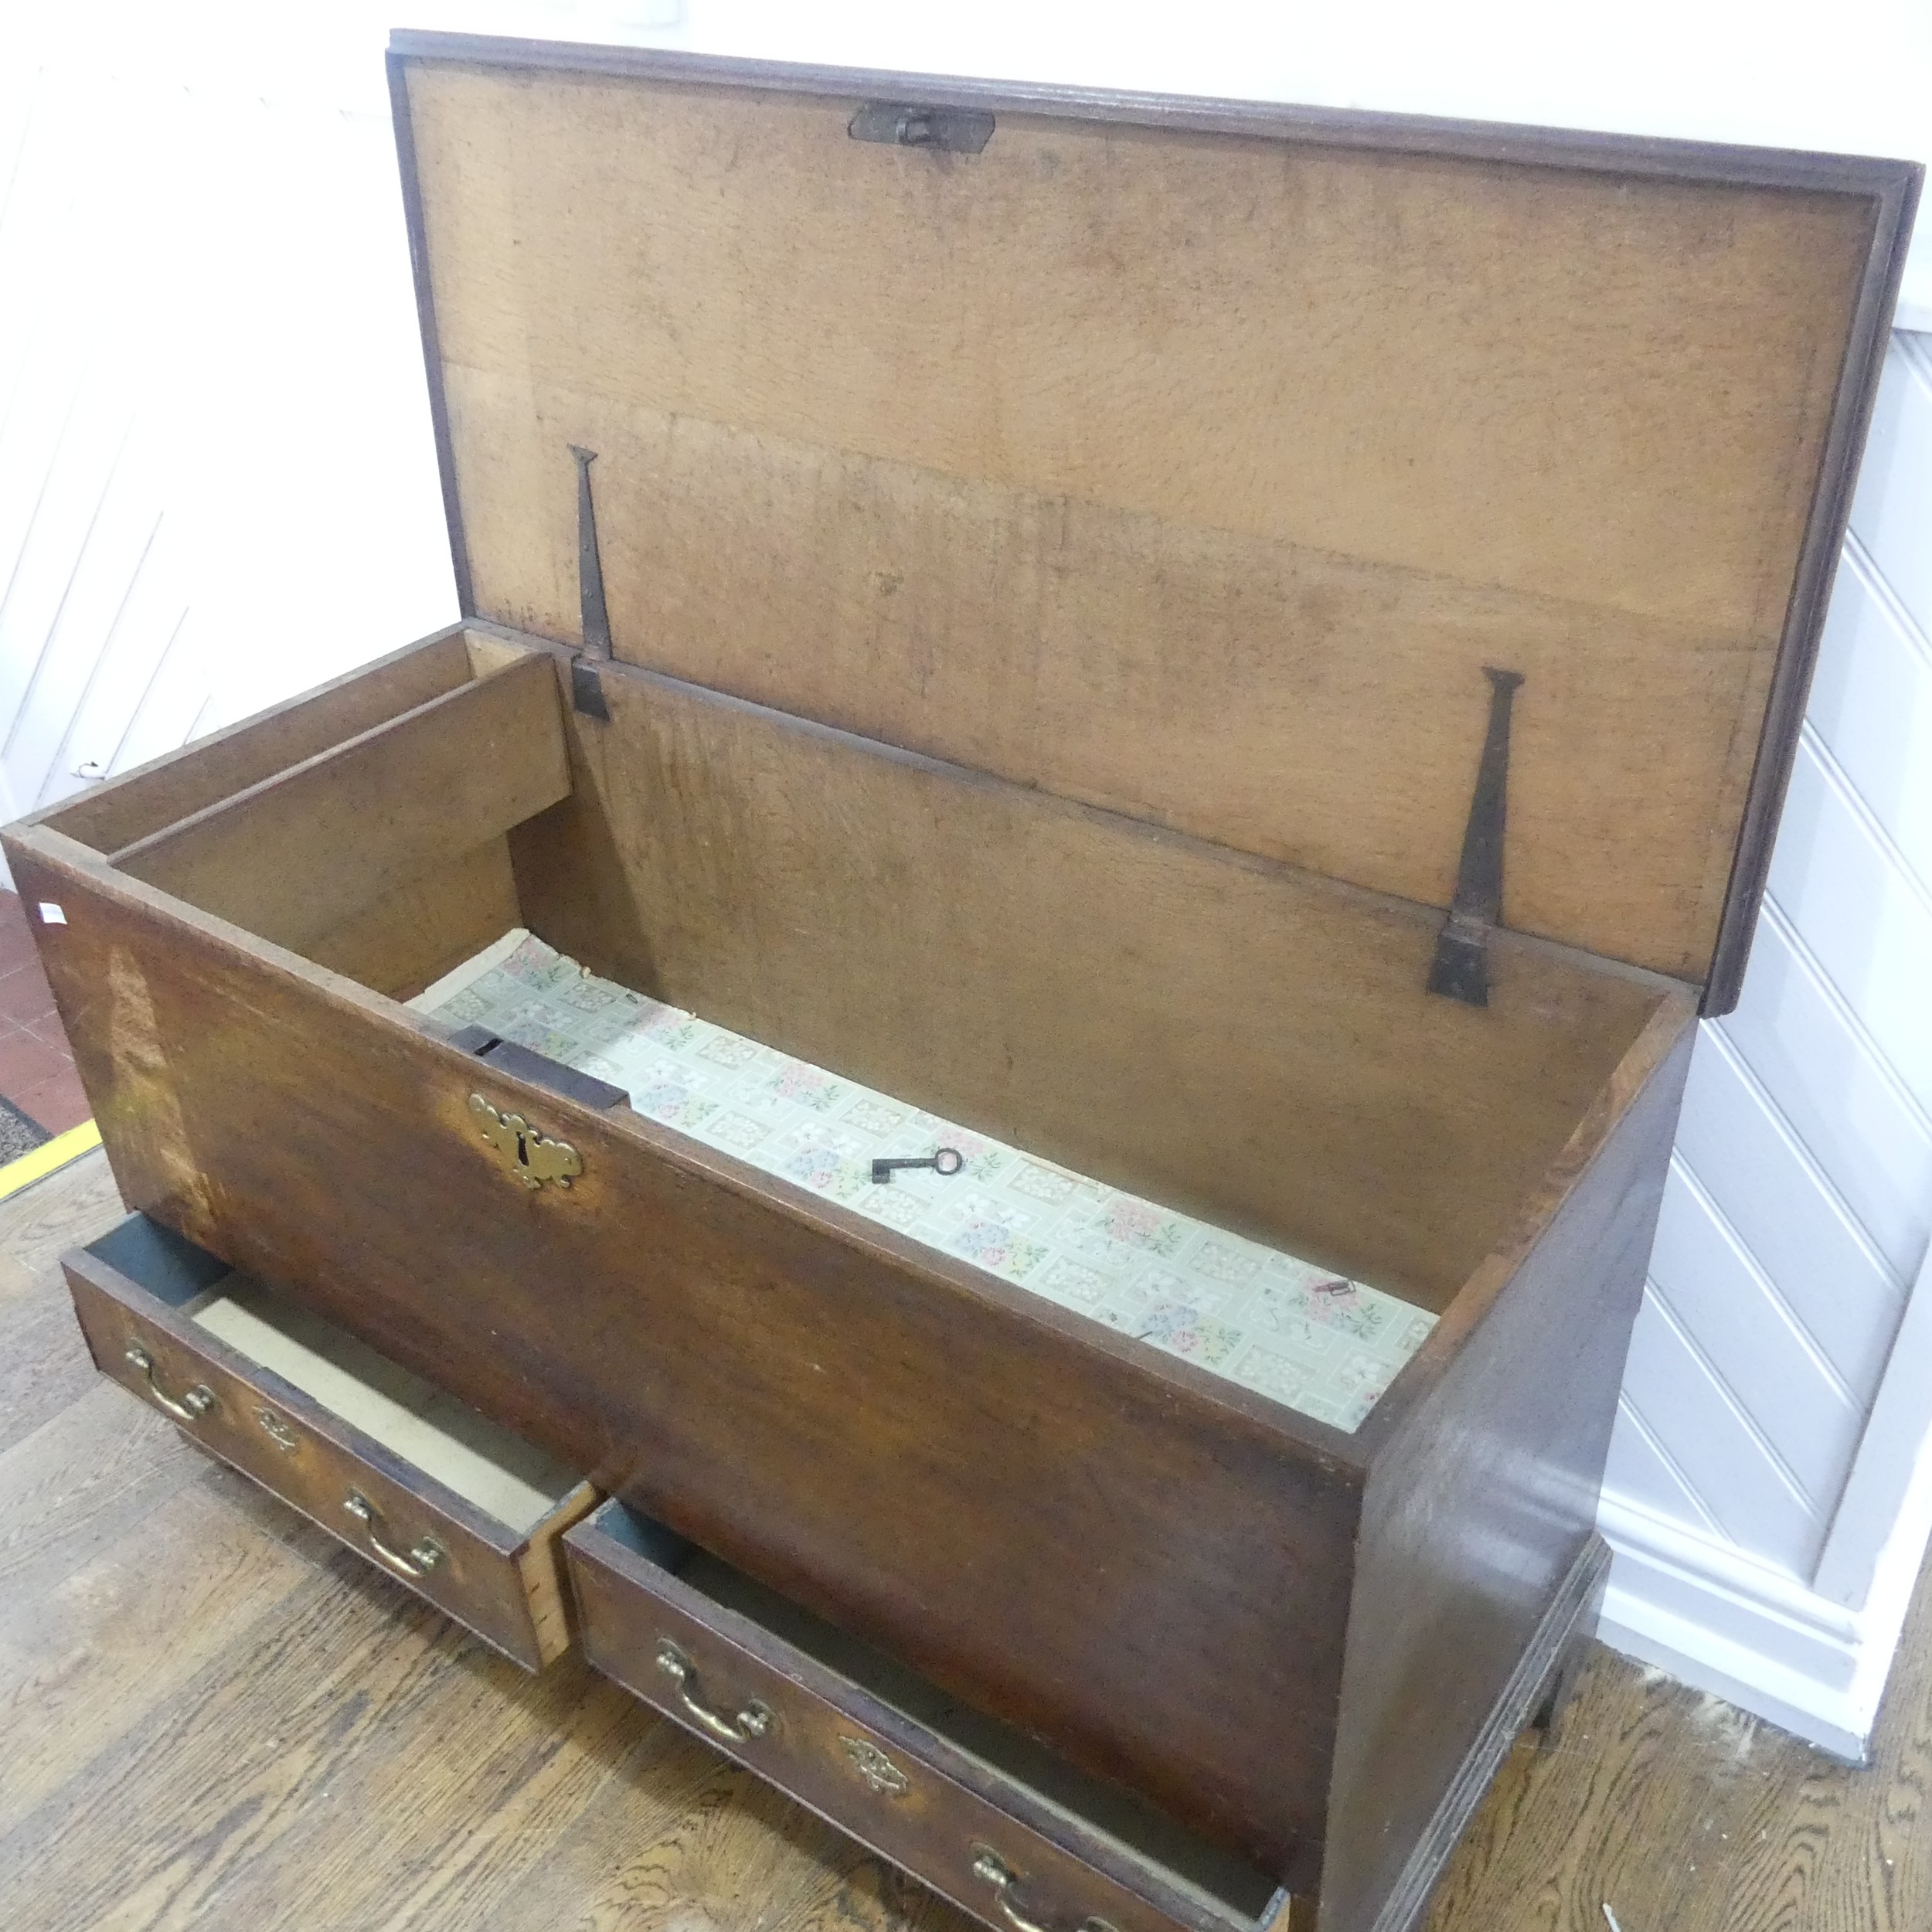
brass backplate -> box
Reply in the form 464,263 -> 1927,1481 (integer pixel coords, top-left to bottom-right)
840,1736 -> 911,1798
469,1093 -> 582,1190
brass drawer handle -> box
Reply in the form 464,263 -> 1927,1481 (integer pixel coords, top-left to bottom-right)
971,1848 -> 1120,1932
655,1639 -> 774,1743
342,1490 -> 444,1580
124,1342 -> 216,1423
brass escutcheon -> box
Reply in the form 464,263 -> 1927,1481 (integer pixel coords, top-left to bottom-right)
469,1093 -> 582,1191
254,1405 -> 301,1453
839,1736 -> 911,1798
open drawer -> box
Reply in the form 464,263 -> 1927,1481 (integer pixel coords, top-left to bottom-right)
566,1498 -> 1290,1932
63,1211 -> 598,1670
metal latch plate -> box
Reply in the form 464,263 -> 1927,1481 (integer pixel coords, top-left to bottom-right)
849,101 -> 995,154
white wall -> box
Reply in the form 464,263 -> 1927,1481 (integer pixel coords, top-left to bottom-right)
1597,336 -> 1932,1755
2,0 -> 1929,1754
0,8 -> 454,829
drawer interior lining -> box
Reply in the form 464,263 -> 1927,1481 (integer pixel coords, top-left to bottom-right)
414,927 -> 1437,1434
188,1284 -> 580,1535
597,1502 -> 1281,1923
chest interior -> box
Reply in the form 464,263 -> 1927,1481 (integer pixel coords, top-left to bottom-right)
46,624 -> 1682,1341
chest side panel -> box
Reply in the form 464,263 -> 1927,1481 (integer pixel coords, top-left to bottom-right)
1320,1012 -> 1695,1931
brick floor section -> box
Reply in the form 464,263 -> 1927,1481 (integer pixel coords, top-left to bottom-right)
0,890 -> 89,1134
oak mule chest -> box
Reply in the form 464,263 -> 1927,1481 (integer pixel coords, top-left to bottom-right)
12,31 -> 1918,1932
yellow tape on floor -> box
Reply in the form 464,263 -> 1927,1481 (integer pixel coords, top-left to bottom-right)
0,1119 -> 101,1203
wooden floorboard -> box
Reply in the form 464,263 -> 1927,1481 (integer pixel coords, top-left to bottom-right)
3,1148 -> 1930,1931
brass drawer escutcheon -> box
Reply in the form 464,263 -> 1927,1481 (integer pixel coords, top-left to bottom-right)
839,1734 -> 912,1797
343,1489 -> 444,1580
124,1342 -> 216,1422
469,1093 -> 582,1190
255,1405 -> 301,1452
971,1847 -> 1121,1932
655,1638 -> 774,1743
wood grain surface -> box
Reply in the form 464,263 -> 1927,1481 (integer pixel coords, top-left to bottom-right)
7,1148 -> 1932,1930
10,833 -> 1370,1875
513,657 -> 1672,1310
36,628 -> 474,858
63,1240 -> 593,1674
568,1519 -> 1258,1932
300,834 -> 522,999
1324,1019 -> 1692,1932
400,57 -> 1877,984
111,649 -> 566,956
0,1149 -> 967,1932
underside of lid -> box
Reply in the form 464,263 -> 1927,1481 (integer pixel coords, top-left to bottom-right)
387,34 -> 1917,1006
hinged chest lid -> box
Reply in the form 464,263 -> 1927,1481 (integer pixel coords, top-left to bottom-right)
387,32 -> 1917,1011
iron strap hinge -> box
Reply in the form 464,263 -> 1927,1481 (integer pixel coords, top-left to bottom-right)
569,441 -> 615,719
1427,666 -> 1526,1009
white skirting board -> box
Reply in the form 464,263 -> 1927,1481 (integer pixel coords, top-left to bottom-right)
1597,1233 -> 1932,1760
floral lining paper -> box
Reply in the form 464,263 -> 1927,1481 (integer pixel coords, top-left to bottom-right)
413,931 -> 1435,1431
